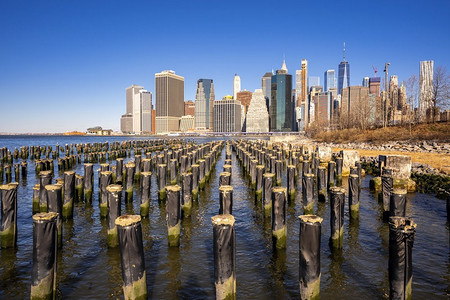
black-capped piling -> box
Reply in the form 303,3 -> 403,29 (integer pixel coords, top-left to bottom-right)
390,189 -> 407,218
212,214 -> 236,300
100,171 -> 113,217
299,215 -> 323,300
45,184 -> 63,248
166,185 -> 181,247
39,170 -> 53,212
106,184 -> 122,247
287,165 -> 296,201
63,171 -> 75,220
329,187 -> 345,248
272,187 -> 287,249
302,174 -> 315,214
263,173 -> 275,218
389,217 -> 416,300
31,212 -> 58,300
181,172 -> 192,217
0,183 -> 18,248
140,172 -> 151,218
219,172 -> 231,187
116,215 -> 147,300
219,185 -> 233,215
157,164 -> 167,200
349,174 -> 360,219
317,166 -> 327,202
255,165 -> 264,201
83,163 -> 94,202
125,162 -> 135,203
191,164 -> 199,200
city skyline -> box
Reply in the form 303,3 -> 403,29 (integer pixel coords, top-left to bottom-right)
1,0 -> 449,133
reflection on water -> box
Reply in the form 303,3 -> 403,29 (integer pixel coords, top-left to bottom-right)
0,136 -> 448,299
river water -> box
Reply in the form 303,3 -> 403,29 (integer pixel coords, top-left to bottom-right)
0,135 -> 448,299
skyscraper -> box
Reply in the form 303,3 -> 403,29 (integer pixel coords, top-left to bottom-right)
362,77 -> 369,88
155,70 -> 184,134
236,90 -> 253,115
213,96 -> 242,132
324,70 -> 336,91
246,89 -> 269,132
270,60 -> 293,132
184,100 -> 195,116
369,77 -> 381,96
419,60 -> 434,122
295,69 -> 302,100
141,90 -> 152,134
262,72 -> 272,112
233,74 -> 241,100
338,43 -> 350,94
194,79 -> 215,131
300,59 -> 308,107
120,85 -> 152,134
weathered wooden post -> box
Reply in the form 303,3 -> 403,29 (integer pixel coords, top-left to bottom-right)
116,215 -> 147,300
302,174 -> 315,214
32,183 -> 40,214
116,158 -> 124,184
63,171 -> 75,220
125,162 -> 135,203
389,189 -> 407,217
287,165 -> 296,201
166,185 -> 181,247
106,184 -> 122,247
317,166 -> 327,202
84,163 -> 94,202
275,160 -> 282,186
272,187 -> 287,249
75,174 -> 83,202
381,174 -> 393,219
263,173 -> 275,218
198,159 -> 206,190
39,170 -> 53,212
348,174 -> 360,219
299,215 -> 322,300
389,217 -> 416,300
335,157 -> 343,185
100,171 -> 113,217
45,185 -> 63,248
329,187 -> 345,249
31,212 -> 58,300
219,185 -> 233,215
181,172 -> 192,217
169,159 -> 177,185
255,165 -> 264,201
212,214 -> 236,300
157,164 -> 167,200
219,172 -> 231,187
0,183 -> 18,248
328,160 -> 335,188
140,172 -> 151,218
191,164 -> 199,200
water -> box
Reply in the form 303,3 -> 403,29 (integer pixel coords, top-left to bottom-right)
0,135 -> 448,299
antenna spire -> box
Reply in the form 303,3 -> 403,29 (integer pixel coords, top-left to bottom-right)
343,42 -> 346,61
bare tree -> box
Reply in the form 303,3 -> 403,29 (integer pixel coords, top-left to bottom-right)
433,65 -> 450,111
405,74 -> 418,134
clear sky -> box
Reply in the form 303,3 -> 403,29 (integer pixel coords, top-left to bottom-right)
1,0 -> 449,133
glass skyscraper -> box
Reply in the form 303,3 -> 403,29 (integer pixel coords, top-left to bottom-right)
324,69 -> 336,91
194,79 -> 215,130
338,61 -> 350,94
270,62 -> 293,132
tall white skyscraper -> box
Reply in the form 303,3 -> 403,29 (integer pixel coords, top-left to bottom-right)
195,79 -> 215,131
362,76 -> 369,88
419,60 -> 434,121
295,70 -> 302,100
121,85 -> 152,134
141,90 -> 152,133
233,74 -> 241,100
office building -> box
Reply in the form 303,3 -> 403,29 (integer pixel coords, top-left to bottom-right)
155,70 -> 184,134
120,85 -> 152,134
141,90 -> 152,134
324,70 -> 336,91
419,60 -> 434,122
341,86 -> 372,128
299,59 -> 308,106
233,74 -> 241,100
362,77 -> 369,88
194,79 -> 215,131
120,113 -> 133,134
270,60 -> 293,131
369,77 -> 381,96
338,43 -> 350,94
236,90 -> 253,115
246,89 -> 269,132
213,96 -> 242,132
180,115 -> 195,132
262,72 -> 272,112
184,100 -> 195,116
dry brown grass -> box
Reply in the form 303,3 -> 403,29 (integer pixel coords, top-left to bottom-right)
331,148 -> 450,174
313,122 -> 450,143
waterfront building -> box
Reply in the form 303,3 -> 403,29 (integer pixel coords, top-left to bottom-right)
246,89 -> 269,132
120,85 -> 152,134
180,115 -> 195,132
194,79 -> 215,131
419,60 -> 434,122
270,60 -> 293,132
213,96 -> 241,132
233,74 -> 241,100
324,70 -> 336,91
120,113 -> 133,134
155,70 -> 184,134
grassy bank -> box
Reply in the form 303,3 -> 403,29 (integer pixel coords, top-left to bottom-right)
312,122 -> 450,143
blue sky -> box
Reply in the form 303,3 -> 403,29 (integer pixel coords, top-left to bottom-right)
0,0 -> 449,133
